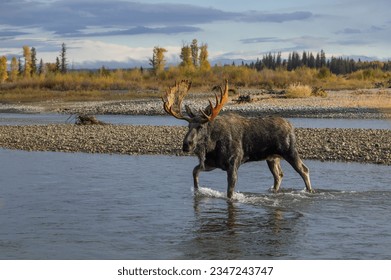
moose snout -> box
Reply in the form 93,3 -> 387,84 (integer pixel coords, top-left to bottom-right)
182,140 -> 193,152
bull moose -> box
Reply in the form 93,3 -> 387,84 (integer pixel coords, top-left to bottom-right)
162,80 -> 313,198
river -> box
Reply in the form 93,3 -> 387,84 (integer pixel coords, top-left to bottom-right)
0,149 -> 390,259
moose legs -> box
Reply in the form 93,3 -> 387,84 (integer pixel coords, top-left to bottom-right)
192,164 -> 215,190
284,153 -> 313,193
267,158 -> 283,192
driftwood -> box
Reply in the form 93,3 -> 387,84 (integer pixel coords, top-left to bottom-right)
75,115 -> 107,125
233,94 -> 253,103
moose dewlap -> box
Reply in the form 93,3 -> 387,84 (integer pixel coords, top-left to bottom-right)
162,80 -> 313,198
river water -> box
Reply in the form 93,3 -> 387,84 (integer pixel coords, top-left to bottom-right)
0,149 -> 390,259
0,113 -> 391,129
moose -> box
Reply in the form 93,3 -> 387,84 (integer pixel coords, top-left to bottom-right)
162,80 -> 313,198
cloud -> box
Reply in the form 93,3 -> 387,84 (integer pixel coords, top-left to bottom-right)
0,0 -> 230,37
237,11 -> 313,23
336,24 -> 387,35
0,0 -> 314,39
240,36 -> 327,50
68,25 -> 203,37
336,28 -> 362,35
239,37 -> 280,44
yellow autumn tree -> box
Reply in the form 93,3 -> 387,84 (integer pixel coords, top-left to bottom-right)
179,44 -> 193,69
0,56 -> 8,83
23,45 -> 32,78
10,57 -> 19,81
199,44 -> 211,71
149,46 -> 167,75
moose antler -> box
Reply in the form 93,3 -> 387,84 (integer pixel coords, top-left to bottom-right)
162,80 -> 192,122
200,79 -> 229,122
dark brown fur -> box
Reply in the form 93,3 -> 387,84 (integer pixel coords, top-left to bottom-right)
183,113 -> 313,198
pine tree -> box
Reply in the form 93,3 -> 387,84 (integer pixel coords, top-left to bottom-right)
308,53 -> 316,68
321,50 -> 327,67
31,47 -> 37,76
60,43 -> 67,74
190,39 -> 199,68
38,58 -> 44,76
302,51 -> 308,67
18,57 -> 23,75
55,57 -> 61,73
276,52 -> 282,68
315,53 -> 321,69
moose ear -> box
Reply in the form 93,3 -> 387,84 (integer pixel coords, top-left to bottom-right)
185,105 -> 196,118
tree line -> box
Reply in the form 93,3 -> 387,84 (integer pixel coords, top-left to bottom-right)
248,50 -> 391,75
1,39 -> 390,85
0,43 -> 68,83
149,39 -> 211,74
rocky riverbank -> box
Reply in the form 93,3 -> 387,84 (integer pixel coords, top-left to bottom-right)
0,124 -> 390,165
1,89 -> 390,119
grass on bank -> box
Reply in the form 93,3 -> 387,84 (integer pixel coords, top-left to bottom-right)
0,65 -> 390,104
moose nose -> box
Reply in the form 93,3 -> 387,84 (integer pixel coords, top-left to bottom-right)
182,143 -> 190,152
182,141 -> 192,152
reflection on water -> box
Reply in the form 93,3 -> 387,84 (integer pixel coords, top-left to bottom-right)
0,149 -> 391,259
188,195 -> 302,259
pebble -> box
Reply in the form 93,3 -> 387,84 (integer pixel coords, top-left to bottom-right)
0,124 -> 390,165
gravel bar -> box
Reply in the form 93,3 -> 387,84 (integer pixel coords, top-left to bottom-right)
0,124 -> 390,165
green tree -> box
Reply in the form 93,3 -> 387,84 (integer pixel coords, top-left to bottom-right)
18,57 -> 23,75
23,45 -> 32,77
38,58 -> 45,76
10,57 -> 19,81
31,47 -> 37,76
0,56 -> 8,83
149,46 -> 167,74
190,39 -> 199,68
320,49 -> 327,68
60,43 -> 67,74
55,57 -> 61,73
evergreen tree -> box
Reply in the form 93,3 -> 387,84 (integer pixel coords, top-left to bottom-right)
18,57 -> 23,75
320,49 -> 326,68
287,53 -> 293,71
276,52 -> 282,68
31,47 -> 37,76
55,57 -> 61,73
60,43 -> 67,74
190,39 -> 199,68
315,53 -> 321,69
308,53 -> 316,68
302,51 -> 308,67
38,58 -> 44,76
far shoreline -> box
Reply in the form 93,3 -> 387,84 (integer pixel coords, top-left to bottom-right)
0,88 -> 390,119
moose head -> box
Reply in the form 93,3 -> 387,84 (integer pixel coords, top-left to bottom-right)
162,79 -> 229,153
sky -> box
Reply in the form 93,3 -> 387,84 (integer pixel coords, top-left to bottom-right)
0,0 -> 390,68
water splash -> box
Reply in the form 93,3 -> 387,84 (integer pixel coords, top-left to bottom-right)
194,185 -> 362,208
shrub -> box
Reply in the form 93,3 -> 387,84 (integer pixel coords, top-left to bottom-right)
285,83 -> 312,98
